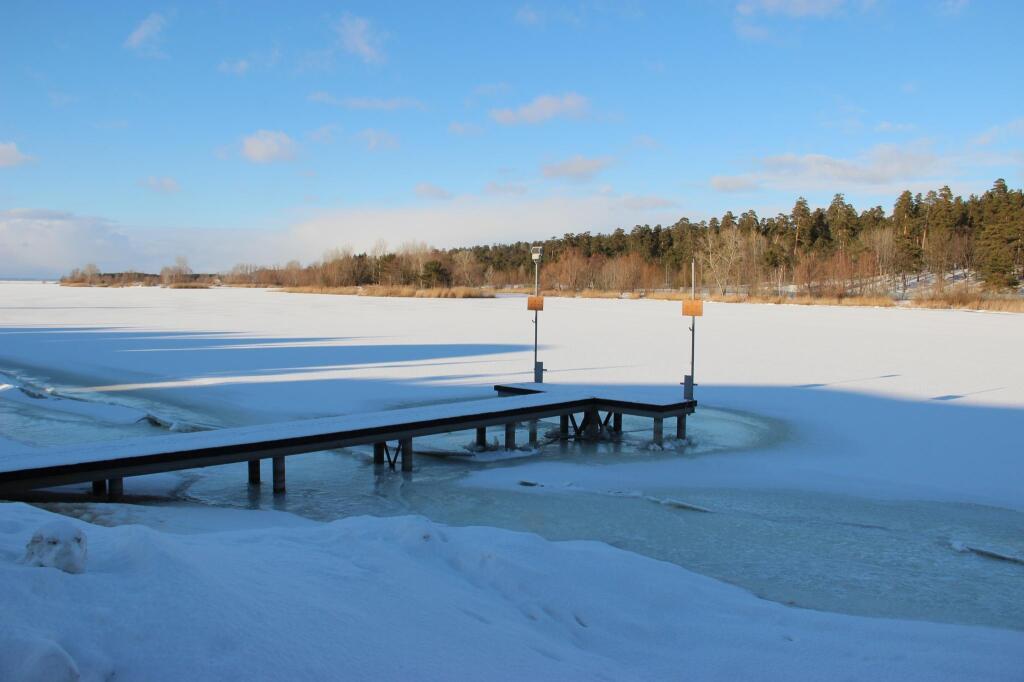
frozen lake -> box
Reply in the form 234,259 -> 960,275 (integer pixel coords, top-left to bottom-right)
2,282 -> 1023,677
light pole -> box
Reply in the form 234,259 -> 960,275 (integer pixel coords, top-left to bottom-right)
531,246 -> 544,383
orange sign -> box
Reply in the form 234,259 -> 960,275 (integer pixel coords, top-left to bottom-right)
527,295 -> 544,311
682,299 -> 703,317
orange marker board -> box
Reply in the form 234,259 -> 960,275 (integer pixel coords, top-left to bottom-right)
527,295 -> 545,311
682,299 -> 703,316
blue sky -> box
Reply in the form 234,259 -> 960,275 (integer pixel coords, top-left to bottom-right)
1,0 -> 1021,276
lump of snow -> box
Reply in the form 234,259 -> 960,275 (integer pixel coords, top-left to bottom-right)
23,521 -> 87,574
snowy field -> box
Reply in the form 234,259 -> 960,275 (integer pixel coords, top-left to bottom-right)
1,281 -> 1022,680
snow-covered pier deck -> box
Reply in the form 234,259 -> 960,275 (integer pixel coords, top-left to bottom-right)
0,383 -> 695,500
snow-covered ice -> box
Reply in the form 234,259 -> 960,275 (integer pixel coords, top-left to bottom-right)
0,281 -> 1022,679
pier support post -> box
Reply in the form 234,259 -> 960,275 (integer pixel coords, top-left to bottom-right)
475,427 -> 487,449
373,442 -> 385,467
584,409 -> 601,440
529,421 -> 538,446
272,457 -> 285,494
653,417 -> 664,446
676,415 -> 686,440
504,423 -> 516,450
107,478 -> 123,501
559,414 -> 569,440
613,413 -> 623,434
248,460 -> 261,485
92,480 -> 106,497
400,438 -> 413,472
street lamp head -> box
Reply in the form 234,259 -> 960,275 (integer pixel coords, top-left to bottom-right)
531,246 -> 543,263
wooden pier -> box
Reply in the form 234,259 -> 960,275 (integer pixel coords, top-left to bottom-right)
0,383 -> 696,500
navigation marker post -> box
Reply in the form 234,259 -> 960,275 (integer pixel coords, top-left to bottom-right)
682,258 -> 701,401
529,246 -> 544,384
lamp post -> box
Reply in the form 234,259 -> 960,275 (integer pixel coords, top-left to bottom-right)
531,246 -> 544,383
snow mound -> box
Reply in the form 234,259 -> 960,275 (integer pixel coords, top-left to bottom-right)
0,628 -> 80,682
23,520 -> 87,574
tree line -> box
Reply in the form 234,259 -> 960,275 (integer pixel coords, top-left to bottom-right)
65,179 -> 1023,296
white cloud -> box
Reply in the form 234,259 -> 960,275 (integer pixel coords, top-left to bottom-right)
415,182 -> 453,200
241,130 -> 297,163
491,93 -> 589,125
632,134 -> 660,149
335,14 -> 385,64
142,176 -> 180,193
309,93 -> 423,110
357,129 -> 398,151
542,154 -> 612,181
124,13 -> 166,55
448,121 -> 482,136
736,0 -> 845,17
711,175 -> 760,192
218,59 -> 250,75
0,142 -> 32,167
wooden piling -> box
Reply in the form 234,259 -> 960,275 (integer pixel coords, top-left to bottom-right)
613,412 -> 623,434
676,415 -> 686,440
584,409 -> 601,439
475,427 -> 487,449
653,417 -> 664,445
107,477 -> 123,501
529,421 -> 538,446
248,459 -> 260,485
559,414 -> 569,440
91,480 -> 106,497
272,457 -> 285,494
504,423 -> 516,450
400,438 -> 413,472
373,442 -> 385,466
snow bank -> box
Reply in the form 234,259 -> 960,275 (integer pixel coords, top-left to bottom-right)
1,503 -> 1021,681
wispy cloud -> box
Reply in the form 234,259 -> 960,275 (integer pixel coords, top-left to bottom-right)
0,142 -> 32,167
241,130 -> 297,163
357,129 -> 398,151
515,5 -> 543,25
448,122 -> 482,136
48,91 -> 75,107
335,14 -> 385,64
218,59 -> 250,75
875,121 -> 915,133
542,154 -> 612,181
124,13 -> 167,56
972,118 -> 1024,146
940,0 -> 969,15
307,124 -> 339,143
474,83 -> 510,97
736,0 -> 845,17
415,182 -> 453,200
484,181 -> 528,196
141,176 -> 180,193
710,141 -> 948,193
308,92 -> 423,110
491,93 -> 589,125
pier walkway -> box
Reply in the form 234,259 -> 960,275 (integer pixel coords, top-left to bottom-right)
0,383 -> 696,499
